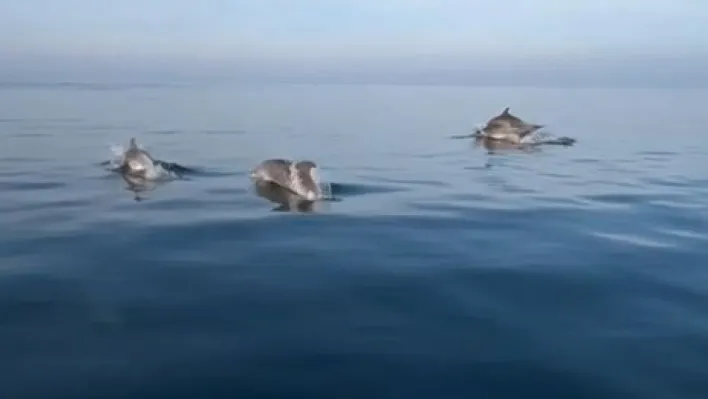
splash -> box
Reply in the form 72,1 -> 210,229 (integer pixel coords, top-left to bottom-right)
143,162 -> 168,181
103,143 -> 126,171
523,131 -> 576,146
451,123 -> 485,139
524,131 -> 553,144
109,143 -> 125,158
312,166 -> 334,200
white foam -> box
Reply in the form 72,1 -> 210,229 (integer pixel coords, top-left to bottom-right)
320,181 -> 333,200
103,143 -> 126,170
524,131 -> 554,144
109,143 -> 125,158
310,166 -> 334,200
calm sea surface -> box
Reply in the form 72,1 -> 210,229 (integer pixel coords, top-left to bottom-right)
1,83 -> 708,398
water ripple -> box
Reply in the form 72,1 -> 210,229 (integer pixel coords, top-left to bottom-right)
2,84 -> 708,399
0,181 -> 66,190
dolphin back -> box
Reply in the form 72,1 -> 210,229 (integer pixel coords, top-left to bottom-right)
251,159 -> 291,185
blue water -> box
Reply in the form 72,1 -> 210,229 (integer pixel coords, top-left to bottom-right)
2,83 -> 708,399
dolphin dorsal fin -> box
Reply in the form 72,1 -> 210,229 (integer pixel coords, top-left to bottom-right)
502,107 -> 510,115
129,137 -> 138,149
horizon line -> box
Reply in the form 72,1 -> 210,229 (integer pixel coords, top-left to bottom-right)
1,78 -> 706,90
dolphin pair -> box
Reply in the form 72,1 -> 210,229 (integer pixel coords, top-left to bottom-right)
112,138 -> 326,203
250,159 -> 324,202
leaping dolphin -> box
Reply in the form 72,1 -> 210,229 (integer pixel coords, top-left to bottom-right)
476,107 -> 544,144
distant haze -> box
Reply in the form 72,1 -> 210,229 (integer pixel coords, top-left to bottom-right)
2,0 -> 707,87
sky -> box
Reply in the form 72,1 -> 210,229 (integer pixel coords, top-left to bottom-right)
1,0 -> 707,85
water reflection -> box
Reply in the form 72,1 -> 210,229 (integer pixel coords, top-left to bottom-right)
473,134 -> 576,154
121,173 -> 168,202
473,135 -> 541,155
253,179 -> 318,213
471,134 -> 576,169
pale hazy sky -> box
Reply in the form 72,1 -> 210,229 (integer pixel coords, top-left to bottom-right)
2,0 -> 707,84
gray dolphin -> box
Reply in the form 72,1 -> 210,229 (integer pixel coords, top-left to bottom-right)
118,138 -> 162,180
250,159 -> 324,201
478,107 -> 544,144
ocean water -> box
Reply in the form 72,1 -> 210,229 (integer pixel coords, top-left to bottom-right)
1,83 -> 708,399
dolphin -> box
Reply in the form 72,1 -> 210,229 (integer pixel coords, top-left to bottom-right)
116,138 -> 163,180
111,137 -> 194,180
477,107 -> 544,144
250,159 -> 324,201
